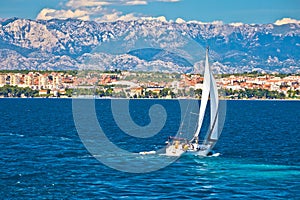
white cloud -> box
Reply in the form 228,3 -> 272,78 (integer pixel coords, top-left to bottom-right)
175,18 -> 185,23
118,13 -> 139,21
211,20 -> 223,25
36,6 -> 139,22
229,22 -> 244,27
126,0 -> 147,5
96,12 -> 120,22
36,0 -> 181,22
187,20 -> 223,25
36,8 -> 56,20
65,0 -> 169,8
66,0 -> 111,9
36,8 -> 90,21
141,16 -> 167,22
95,12 -> 138,22
274,18 -> 300,25
158,0 -> 180,2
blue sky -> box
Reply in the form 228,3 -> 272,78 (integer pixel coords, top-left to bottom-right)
0,0 -> 299,24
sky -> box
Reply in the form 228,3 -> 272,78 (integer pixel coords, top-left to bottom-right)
0,0 -> 300,24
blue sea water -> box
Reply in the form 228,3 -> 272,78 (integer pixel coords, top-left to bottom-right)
0,99 -> 299,199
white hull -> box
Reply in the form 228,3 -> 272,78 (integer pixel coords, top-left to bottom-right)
165,142 -> 212,157
186,143 -> 211,156
187,149 -> 211,157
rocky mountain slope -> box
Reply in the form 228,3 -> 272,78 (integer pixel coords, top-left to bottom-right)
0,18 -> 300,73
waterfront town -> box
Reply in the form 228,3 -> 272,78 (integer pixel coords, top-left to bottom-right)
0,70 -> 299,99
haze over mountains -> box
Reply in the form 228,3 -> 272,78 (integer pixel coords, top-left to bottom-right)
0,18 -> 299,74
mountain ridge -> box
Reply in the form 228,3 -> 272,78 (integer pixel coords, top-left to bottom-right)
0,18 -> 300,73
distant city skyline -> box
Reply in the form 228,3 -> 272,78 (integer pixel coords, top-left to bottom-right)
0,0 -> 299,24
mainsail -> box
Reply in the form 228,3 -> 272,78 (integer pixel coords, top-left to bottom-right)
190,47 -> 211,142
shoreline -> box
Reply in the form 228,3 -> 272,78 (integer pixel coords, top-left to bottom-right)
0,96 -> 299,101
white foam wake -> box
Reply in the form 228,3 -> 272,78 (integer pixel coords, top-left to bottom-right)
139,150 -> 156,155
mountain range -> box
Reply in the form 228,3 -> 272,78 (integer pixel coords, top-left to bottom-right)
0,18 -> 300,74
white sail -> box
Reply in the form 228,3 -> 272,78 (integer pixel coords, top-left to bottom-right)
192,48 -> 210,140
208,69 -> 219,141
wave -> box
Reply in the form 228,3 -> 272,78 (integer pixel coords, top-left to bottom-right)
0,132 -> 24,137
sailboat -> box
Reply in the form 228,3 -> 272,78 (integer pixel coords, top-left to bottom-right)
165,47 -> 220,157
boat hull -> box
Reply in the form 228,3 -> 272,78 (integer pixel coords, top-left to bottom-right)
187,149 -> 211,157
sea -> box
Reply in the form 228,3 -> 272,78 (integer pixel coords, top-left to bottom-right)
0,99 -> 299,199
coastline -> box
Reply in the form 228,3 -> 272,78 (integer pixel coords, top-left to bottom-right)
0,96 -> 299,101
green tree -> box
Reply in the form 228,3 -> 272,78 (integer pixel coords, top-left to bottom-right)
160,88 -> 171,97
105,88 -> 113,96
194,89 -> 202,98
65,88 -> 74,97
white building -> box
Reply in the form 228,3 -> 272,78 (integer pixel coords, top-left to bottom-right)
39,75 -> 48,89
0,74 -> 6,87
10,73 -> 21,86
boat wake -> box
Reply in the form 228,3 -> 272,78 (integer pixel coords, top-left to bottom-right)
209,152 -> 221,157
139,150 -> 156,155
